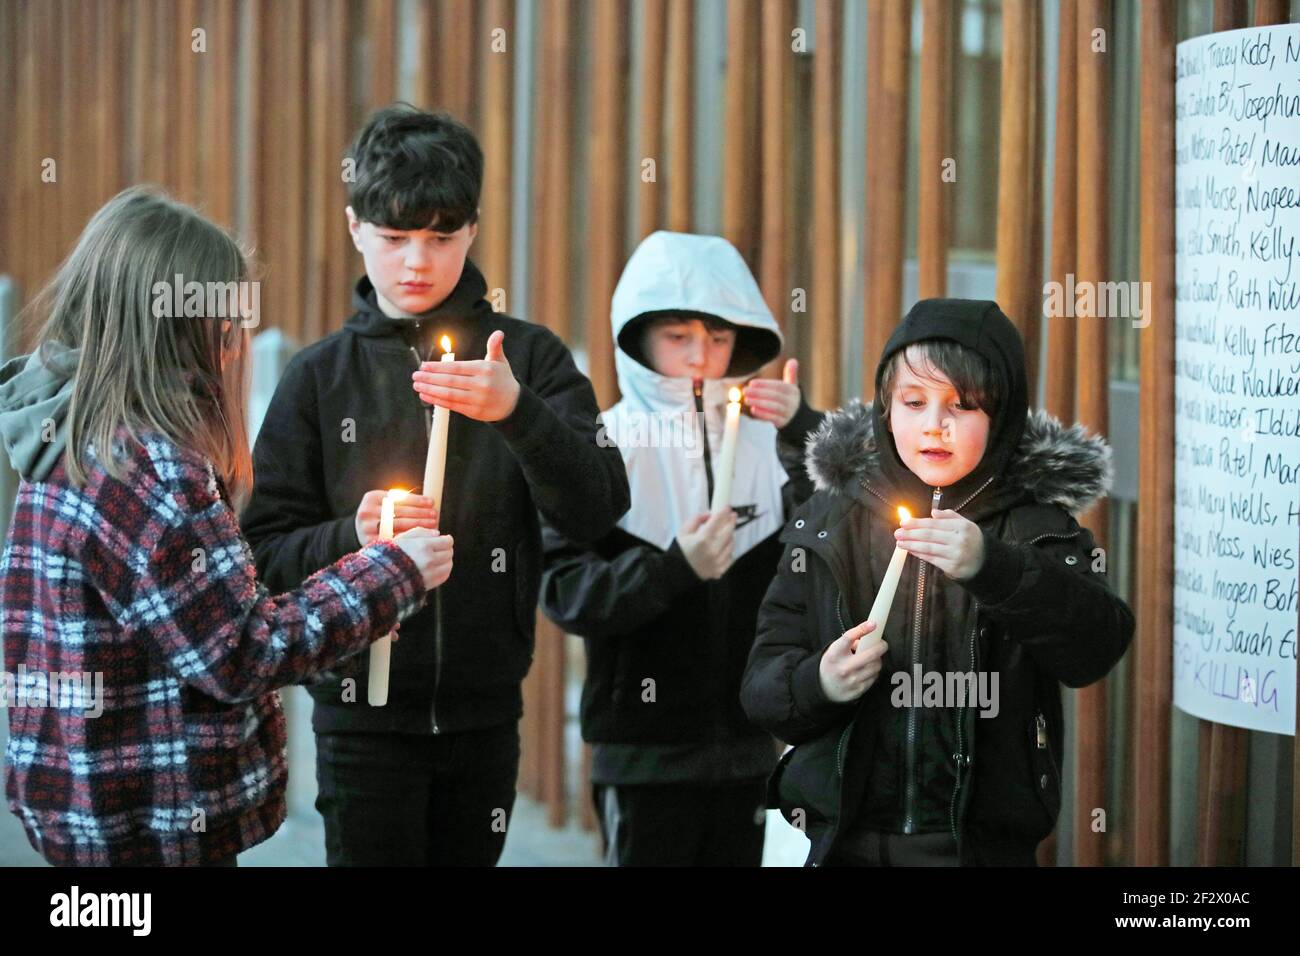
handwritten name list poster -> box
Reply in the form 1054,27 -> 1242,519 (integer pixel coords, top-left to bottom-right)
1174,24 -> 1299,736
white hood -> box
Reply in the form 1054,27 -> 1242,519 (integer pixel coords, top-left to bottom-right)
603,231 -> 787,557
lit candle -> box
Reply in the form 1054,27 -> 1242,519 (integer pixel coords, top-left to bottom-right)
710,386 -> 743,513
856,506 -> 912,651
422,335 -> 454,517
368,488 -> 407,706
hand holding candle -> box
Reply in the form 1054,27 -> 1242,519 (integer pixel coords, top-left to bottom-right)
710,386 -> 744,513
368,489 -> 407,707
422,335 -> 455,515
893,507 -> 987,581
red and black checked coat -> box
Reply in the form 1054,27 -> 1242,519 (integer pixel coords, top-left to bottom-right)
2,429 -> 426,866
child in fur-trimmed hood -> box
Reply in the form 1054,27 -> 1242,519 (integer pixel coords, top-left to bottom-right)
741,298 -> 1134,866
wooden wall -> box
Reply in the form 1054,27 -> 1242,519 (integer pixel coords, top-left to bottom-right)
0,0 -> 1293,861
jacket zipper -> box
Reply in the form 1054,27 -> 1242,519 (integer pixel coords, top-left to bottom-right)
411,339 -> 444,734
862,475 -> 994,839
949,598 -> 979,845
903,486 -> 943,833
693,379 -> 715,507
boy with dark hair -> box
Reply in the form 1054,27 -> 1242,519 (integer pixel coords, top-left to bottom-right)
241,104 -> 629,866
742,298 -> 1134,866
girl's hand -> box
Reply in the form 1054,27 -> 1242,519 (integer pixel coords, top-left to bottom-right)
894,508 -> 986,580
743,358 -> 801,429
819,621 -> 888,703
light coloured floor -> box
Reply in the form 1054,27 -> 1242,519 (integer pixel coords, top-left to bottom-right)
1,692 -> 809,867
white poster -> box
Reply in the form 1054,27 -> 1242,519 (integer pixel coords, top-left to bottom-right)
1173,24 -> 1300,736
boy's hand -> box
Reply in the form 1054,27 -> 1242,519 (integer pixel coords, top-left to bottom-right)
743,358 -> 801,429
894,508 -> 986,580
411,329 -> 522,422
676,509 -> 736,580
355,490 -> 440,544
819,621 -> 888,703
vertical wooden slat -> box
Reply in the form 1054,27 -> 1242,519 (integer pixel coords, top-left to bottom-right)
584,0 -> 629,410
153,0 -> 178,189
862,0 -> 910,400
201,0 -> 236,228
1213,0 -> 1248,32
636,0 -> 668,240
758,0 -> 791,374
13,2 -> 40,314
917,0 -> 953,300
1198,721 -> 1249,864
530,0 -> 575,828
477,0 -> 514,298
438,0 -> 477,122
1193,0 -> 1253,870
810,0 -> 841,409
1073,0 -> 1111,869
994,0 -> 1042,402
666,0 -> 694,232
1045,0 -> 1077,424
722,0 -> 760,265
0,0 -> 14,276
1133,0 -> 1176,868
176,0 -> 200,204
639,0 -> 670,240
328,0 -> 356,335
366,0 -> 397,110
33,0 -> 59,295
1254,0 -> 1290,25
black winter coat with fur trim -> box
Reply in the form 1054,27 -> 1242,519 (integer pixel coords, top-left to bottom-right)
740,401 -> 1134,866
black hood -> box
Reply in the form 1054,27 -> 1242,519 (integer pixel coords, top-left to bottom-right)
344,259 -> 495,359
867,298 -> 1030,518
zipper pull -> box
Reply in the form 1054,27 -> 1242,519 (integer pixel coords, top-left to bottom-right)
932,486 -> 942,514
1036,713 -> 1048,749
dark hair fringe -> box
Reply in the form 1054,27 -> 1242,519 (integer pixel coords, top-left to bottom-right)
346,103 -> 484,232
875,339 -> 1002,424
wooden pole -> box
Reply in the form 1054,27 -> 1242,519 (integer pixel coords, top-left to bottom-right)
1072,0 -> 1110,869
810,0 -> 841,409
917,0 -> 953,300
722,0 -> 760,265
584,0 -> 629,411
666,0 -> 694,233
994,0 -> 1043,402
477,0 -> 515,300
1133,0 -> 1176,868
1045,0 -> 1077,424
862,0 -> 911,400
636,0 -> 668,240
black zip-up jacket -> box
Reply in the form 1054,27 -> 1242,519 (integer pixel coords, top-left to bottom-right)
240,263 -> 630,735
741,299 -> 1134,865
540,394 -> 824,747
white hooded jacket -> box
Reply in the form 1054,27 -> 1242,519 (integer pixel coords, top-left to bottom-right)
603,231 -> 788,560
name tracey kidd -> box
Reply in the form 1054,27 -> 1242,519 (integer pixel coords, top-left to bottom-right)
889,665 -> 1001,719
49,886 -> 151,937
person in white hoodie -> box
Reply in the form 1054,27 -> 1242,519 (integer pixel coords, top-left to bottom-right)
539,231 -> 825,865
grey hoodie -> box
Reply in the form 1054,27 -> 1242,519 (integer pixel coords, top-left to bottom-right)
0,343 -> 80,482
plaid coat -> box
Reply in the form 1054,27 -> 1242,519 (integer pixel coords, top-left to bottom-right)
2,429 -> 426,866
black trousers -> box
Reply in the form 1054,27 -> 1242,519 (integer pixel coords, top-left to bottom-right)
593,779 -> 768,866
826,829 -> 961,866
314,723 -> 521,866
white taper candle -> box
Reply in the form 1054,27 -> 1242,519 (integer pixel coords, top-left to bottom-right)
710,386 -> 743,513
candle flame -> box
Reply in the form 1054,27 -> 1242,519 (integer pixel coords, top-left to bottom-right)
728,386 -> 743,404
386,488 -> 409,502
897,506 -> 911,523
440,335 -> 453,354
